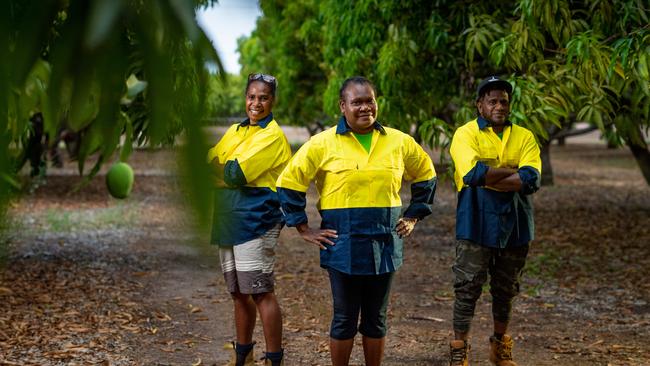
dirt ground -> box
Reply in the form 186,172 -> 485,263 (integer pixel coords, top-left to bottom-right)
1,143 -> 649,366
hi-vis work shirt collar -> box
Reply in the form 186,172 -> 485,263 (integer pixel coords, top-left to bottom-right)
477,116 -> 512,130
238,113 -> 274,130
335,116 -> 387,135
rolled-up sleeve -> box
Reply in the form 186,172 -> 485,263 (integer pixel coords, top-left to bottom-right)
462,162 -> 489,187
518,166 -> 540,195
403,179 -> 437,219
223,159 -> 247,187
277,188 -> 308,226
517,131 -> 542,195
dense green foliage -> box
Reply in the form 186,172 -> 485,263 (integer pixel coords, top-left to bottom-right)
206,73 -> 245,121
238,0 -> 326,128
1,0 -> 222,223
239,0 -> 650,183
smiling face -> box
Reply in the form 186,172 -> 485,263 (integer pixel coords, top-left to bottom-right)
476,89 -> 510,128
245,81 -> 274,124
339,82 -> 377,134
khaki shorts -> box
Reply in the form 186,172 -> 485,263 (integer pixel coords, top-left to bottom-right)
219,225 -> 280,294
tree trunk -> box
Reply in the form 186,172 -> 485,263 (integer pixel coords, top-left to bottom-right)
623,124 -> 650,186
628,142 -> 650,186
540,141 -> 554,186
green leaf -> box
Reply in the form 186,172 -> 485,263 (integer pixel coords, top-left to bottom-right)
76,121 -> 104,175
0,173 -> 21,190
637,51 -> 649,81
68,79 -> 100,132
73,154 -> 106,192
592,110 -> 604,130
168,0 -> 200,42
10,0 -> 59,87
84,0 -> 124,49
119,112 -> 134,162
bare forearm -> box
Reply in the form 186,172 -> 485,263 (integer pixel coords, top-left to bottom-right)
209,160 -> 227,187
488,173 -> 522,191
484,167 -> 518,186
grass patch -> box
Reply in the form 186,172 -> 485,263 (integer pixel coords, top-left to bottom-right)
40,204 -> 139,233
526,251 -> 562,278
45,210 -> 72,232
524,249 -> 563,296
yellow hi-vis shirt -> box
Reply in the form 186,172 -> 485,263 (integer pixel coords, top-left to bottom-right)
450,116 -> 541,248
207,114 -> 292,246
277,117 -> 437,275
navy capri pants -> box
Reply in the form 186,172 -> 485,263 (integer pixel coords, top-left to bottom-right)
328,268 -> 394,340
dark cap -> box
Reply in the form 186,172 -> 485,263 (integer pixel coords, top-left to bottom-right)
476,76 -> 512,100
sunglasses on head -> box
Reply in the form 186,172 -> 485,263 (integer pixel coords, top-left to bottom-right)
248,73 -> 277,85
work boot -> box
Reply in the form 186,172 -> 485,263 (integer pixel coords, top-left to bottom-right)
449,339 -> 470,366
489,335 -> 517,366
224,341 -> 255,366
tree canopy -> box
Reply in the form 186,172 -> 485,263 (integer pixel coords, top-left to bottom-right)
237,0 -> 326,130
206,73 -> 245,122
239,0 -> 650,184
1,0 -> 223,223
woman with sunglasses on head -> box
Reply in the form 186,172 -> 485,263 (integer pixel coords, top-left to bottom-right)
207,73 -> 291,366
277,76 -> 437,366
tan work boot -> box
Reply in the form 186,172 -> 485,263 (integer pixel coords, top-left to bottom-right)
489,335 -> 517,366
449,339 -> 470,366
224,341 -> 255,366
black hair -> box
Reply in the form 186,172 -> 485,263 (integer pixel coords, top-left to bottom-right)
339,76 -> 376,101
477,83 -> 511,101
246,76 -> 277,97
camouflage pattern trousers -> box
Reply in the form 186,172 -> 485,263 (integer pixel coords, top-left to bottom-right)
452,240 -> 529,333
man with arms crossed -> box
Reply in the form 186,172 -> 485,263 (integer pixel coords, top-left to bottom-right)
448,76 -> 541,366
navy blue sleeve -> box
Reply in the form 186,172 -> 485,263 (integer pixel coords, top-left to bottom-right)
518,166 -> 541,195
223,159 -> 247,187
462,161 -> 489,187
277,187 -> 308,226
403,178 -> 437,220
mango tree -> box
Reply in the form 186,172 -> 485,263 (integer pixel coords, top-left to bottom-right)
1,0 -> 224,225
239,0 -> 650,185
463,0 -> 650,184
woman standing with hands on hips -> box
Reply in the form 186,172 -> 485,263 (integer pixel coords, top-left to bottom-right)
276,76 -> 437,366
207,73 -> 291,366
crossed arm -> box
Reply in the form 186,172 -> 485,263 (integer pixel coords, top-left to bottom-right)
485,167 -> 522,192
209,160 -> 227,187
